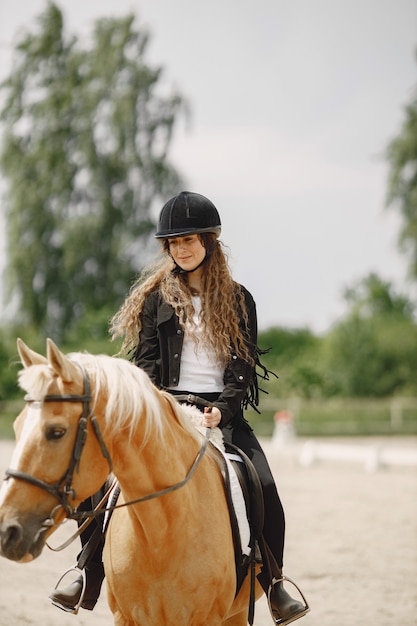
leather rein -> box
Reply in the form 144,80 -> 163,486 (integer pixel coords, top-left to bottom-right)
4,366 -> 211,529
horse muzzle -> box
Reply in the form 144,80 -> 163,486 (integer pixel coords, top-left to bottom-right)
0,513 -> 49,562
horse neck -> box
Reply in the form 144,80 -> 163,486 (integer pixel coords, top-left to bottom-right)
106,397 -> 201,501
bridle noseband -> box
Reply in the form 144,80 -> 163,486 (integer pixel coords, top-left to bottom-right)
4,364 -> 112,522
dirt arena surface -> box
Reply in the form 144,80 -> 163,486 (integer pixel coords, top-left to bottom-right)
0,435 -> 416,626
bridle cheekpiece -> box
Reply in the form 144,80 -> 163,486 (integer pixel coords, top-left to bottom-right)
4,363 -> 112,522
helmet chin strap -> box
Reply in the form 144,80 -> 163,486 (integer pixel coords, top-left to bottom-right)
171,242 -> 217,275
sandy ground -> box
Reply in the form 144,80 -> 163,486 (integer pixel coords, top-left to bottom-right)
0,435 -> 416,626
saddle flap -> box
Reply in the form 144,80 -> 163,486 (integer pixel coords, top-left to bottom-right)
210,441 -> 264,595
224,442 -> 264,542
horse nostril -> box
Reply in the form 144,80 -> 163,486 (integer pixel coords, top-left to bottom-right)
0,520 -> 23,555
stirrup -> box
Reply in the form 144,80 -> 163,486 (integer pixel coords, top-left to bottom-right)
267,575 -> 310,626
49,566 -> 87,615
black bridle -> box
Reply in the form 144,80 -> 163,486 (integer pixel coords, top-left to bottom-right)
4,368 -> 212,528
4,364 -> 113,521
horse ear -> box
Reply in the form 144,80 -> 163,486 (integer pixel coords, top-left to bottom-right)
17,338 -> 48,368
46,338 -> 79,383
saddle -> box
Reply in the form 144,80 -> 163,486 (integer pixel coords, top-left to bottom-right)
212,441 -> 264,594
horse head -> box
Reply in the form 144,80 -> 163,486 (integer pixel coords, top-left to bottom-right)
0,339 -> 111,563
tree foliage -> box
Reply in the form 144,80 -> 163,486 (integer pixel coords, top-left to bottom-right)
343,272 -> 414,319
260,326 -> 324,399
386,53 -> 417,279
0,2 -> 186,340
322,274 -> 417,397
259,273 -> 417,399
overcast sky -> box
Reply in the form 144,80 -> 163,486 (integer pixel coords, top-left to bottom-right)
0,0 -> 416,332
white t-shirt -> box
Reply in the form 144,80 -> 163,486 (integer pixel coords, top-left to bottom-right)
168,296 -> 225,393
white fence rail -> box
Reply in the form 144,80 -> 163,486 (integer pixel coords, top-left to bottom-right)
271,413 -> 417,472
298,439 -> 417,472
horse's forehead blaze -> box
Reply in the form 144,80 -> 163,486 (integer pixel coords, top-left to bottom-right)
0,405 -> 43,508
10,404 -> 42,471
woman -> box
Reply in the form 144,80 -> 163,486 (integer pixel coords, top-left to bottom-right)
111,191 -> 308,625
50,191 -> 307,625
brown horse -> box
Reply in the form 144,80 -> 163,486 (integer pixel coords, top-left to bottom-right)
0,338 -> 263,625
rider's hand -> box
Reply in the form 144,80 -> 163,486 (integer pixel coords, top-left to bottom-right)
204,406 -> 221,428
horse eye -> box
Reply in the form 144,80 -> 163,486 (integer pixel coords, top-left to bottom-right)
45,426 -> 66,441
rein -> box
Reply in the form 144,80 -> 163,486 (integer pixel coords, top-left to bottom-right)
70,428 -> 211,521
46,478 -> 117,552
4,366 -> 212,529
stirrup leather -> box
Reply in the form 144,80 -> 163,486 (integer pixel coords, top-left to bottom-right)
267,575 -> 310,626
49,566 -> 87,615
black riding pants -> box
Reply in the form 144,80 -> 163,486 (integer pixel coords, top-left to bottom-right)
76,488 -> 105,599
226,421 -> 285,569
169,390 -> 286,569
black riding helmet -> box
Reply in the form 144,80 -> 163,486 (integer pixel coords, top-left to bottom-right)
155,191 -> 221,239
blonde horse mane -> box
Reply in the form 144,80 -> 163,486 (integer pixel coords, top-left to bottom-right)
17,353 -> 220,448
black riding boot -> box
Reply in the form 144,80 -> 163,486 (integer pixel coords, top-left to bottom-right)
49,486 -> 108,613
257,566 -> 309,626
48,559 -> 105,613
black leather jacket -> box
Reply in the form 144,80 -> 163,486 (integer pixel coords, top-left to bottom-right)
133,285 -> 259,427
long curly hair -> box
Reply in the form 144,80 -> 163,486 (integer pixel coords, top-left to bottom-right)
110,233 -> 254,366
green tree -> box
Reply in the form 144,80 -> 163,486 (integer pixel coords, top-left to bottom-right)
323,273 -> 417,397
0,331 -> 20,400
0,2 -> 186,340
322,314 -> 380,396
259,326 -> 324,398
386,55 -> 417,279
343,272 -> 414,318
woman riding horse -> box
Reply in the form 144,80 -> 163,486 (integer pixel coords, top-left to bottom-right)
50,191 -> 308,625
